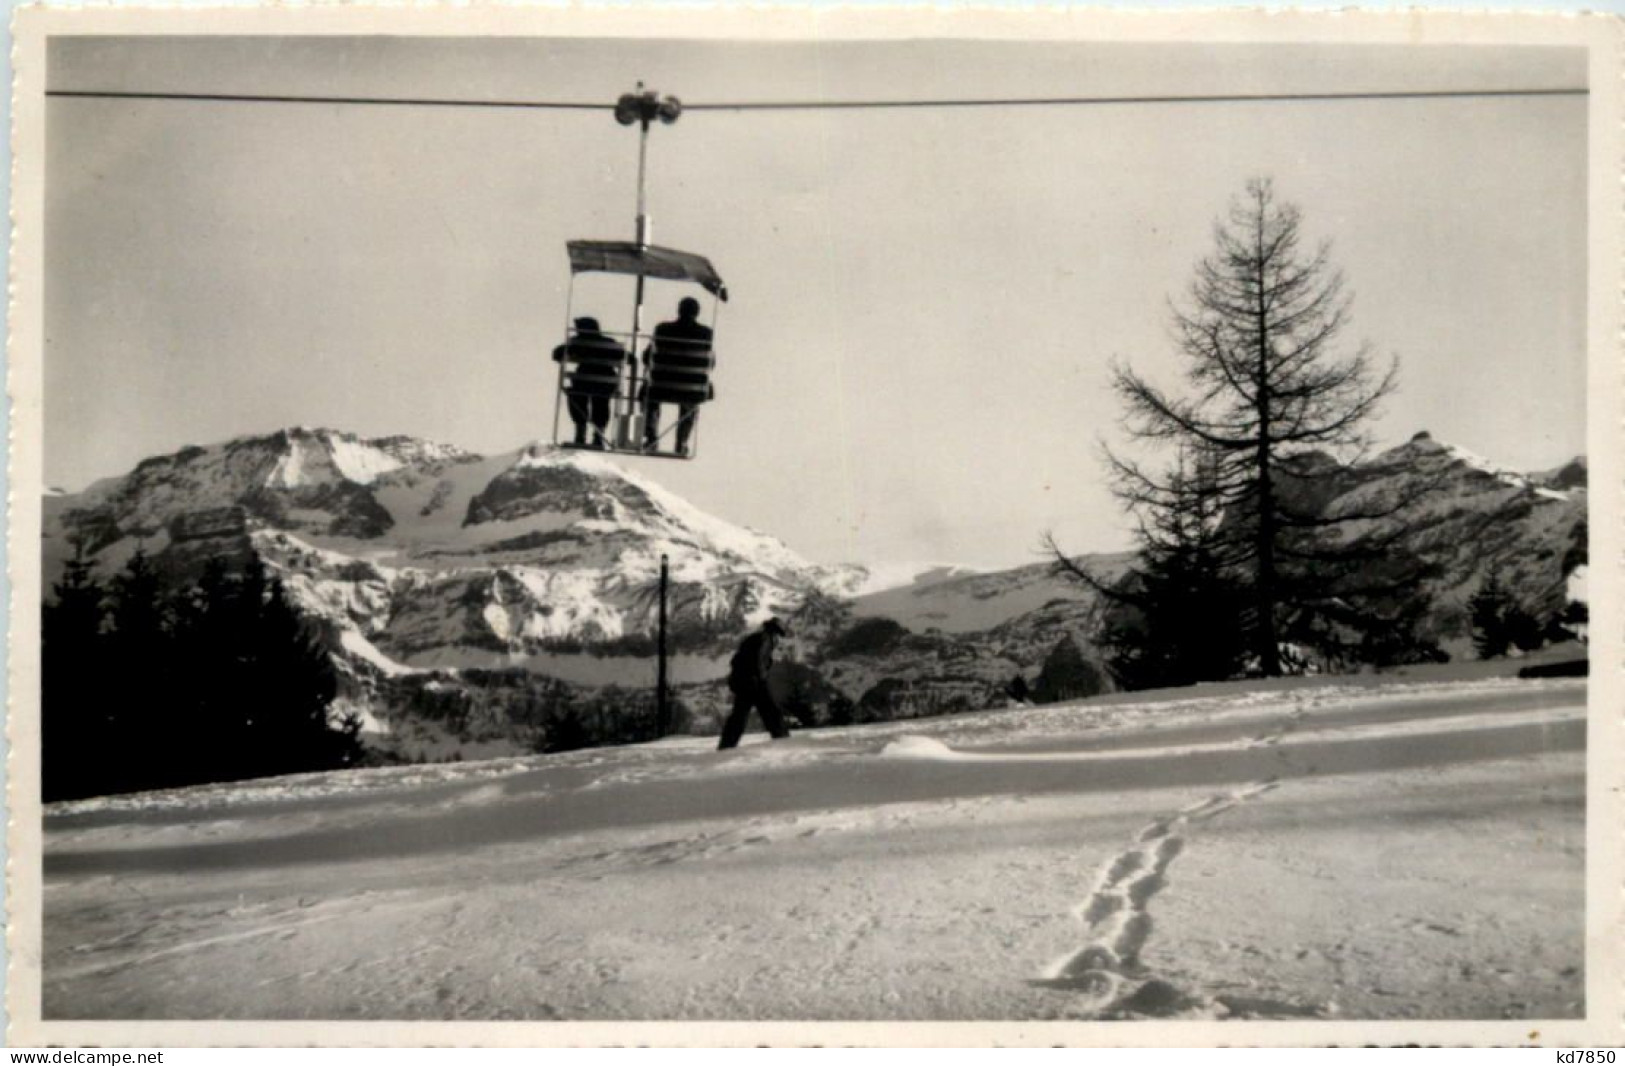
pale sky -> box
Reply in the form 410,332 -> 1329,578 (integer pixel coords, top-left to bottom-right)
44,37 -> 1587,569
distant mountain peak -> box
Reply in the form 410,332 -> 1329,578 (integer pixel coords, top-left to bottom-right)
509,440 -> 625,474
1539,456 -> 1588,492
253,427 -> 474,488
1367,433 -> 1585,501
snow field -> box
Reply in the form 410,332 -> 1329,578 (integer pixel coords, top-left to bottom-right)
41,677 -> 1585,1022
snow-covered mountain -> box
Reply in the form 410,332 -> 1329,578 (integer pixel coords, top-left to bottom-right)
44,429 -> 864,746
1282,432 -> 1587,644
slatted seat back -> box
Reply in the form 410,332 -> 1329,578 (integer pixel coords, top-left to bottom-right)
647,325 -> 714,404
564,335 -> 627,396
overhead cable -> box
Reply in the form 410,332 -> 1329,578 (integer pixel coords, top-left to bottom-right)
45,86 -> 1588,111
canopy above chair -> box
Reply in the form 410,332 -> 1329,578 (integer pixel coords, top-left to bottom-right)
566,240 -> 728,301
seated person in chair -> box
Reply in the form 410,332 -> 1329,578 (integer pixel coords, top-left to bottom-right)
552,316 -> 627,448
642,297 -> 714,456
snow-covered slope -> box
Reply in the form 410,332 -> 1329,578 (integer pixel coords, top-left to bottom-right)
852,555 -> 1134,635
37,673 -> 1588,1027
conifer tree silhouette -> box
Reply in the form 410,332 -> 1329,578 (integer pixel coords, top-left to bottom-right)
41,541 -> 108,800
1058,179 -> 1420,679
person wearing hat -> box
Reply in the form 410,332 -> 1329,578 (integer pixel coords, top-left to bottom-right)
718,618 -> 792,750
642,297 -> 715,456
552,316 -> 628,448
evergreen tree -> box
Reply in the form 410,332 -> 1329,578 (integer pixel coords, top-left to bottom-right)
107,547 -> 169,668
1504,600 -> 1545,655
1052,448 -> 1250,691
1031,634 -> 1111,703
234,572 -> 353,778
1468,574 -> 1544,659
1352,593 -> 1446,670
46,542 -> 104,638
170,556 -> 239,764
1557,599 -> 1589,643
1104,179 -> 1401,676
41,542 -> 108,800
1469,574 -> 1515,659
102,547 -> 178,791
791,587 -> 854,662
45,547 -> 362,798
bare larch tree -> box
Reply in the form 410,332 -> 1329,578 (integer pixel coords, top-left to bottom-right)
1105,178 -> 1398,676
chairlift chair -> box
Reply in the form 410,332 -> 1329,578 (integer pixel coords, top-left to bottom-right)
552,240 -> 727,460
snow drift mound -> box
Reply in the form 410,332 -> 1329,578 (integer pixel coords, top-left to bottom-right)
879,735 -> 961,759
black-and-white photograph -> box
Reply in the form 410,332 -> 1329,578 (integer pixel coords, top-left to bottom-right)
9,12 -> 1621,1043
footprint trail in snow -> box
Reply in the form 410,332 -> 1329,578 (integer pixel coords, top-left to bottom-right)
1037,773 -> 1314,1019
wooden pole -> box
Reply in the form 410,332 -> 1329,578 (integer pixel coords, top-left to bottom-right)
657,554 -> 670,736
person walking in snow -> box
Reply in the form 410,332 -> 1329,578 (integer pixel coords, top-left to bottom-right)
552,316 -> 628,449
718,618 -> 791,750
